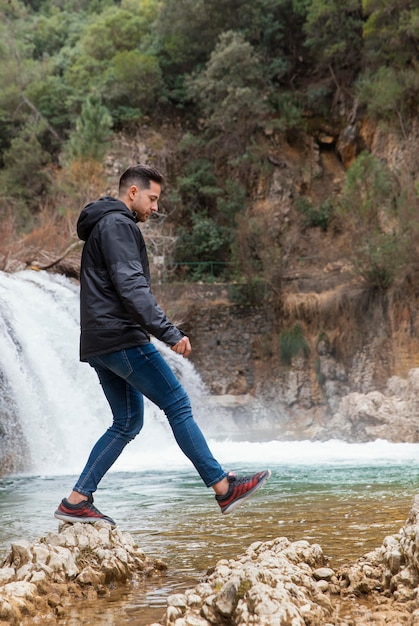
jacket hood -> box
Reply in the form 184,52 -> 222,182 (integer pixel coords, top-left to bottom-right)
77,196 -> 135,241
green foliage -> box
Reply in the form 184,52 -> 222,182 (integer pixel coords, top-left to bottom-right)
102,51 -> 163,117
187,30 -> 268,142
81,5 -> 153,61
268,91 -> 306,131
1,0 -> 419,269
279,323 -> 310,365
154,0 -> 250,98
228,278 -> 267,306
216,180 -> 246,228
362,0 -> 419,69
26,75 -> 73,130
357,66 -> 419,133
296,196 -> 334,231
0,119 -> 52,226
62,0 -> 161,121
65,95 -> 112,162
303,0 -> 363,74
338,152 -> 407,290
174,213 -> 229,280
30,8 -> 82,59
340,152 -> 398,227
175,213 -> 227,262
175,158 -> 222,217
354,234 -> 405,291
155,0 -> 306,104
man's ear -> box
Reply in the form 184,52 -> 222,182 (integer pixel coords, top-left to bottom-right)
128,185 -> 138,200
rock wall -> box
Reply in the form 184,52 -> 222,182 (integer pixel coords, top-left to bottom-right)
149,117 -> 419,446
155,283 -> 419,443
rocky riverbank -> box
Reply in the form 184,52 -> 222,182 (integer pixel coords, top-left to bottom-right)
3,498 -> 419,625
0,522 -> 167,625
151,496 -> 419,626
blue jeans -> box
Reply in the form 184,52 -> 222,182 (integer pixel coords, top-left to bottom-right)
73,343 -> 227,495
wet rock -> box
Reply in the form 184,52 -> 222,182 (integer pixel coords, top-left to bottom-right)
313,567 -> 335,581
0,521 -> 167,624
7,497 -> 419,624
156,537 -> 333,626
147,497 -> 419,626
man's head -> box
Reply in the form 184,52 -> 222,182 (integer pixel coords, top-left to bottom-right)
119,164 -> 163,222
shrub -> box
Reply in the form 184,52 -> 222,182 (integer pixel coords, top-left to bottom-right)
228,278 -> 267,306
338,151 -> 408,290
174,213 -> 229,281
279,323 -> 310,365
296,196 -> 334,231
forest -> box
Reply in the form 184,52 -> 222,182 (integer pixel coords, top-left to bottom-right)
0,0 -> 418,293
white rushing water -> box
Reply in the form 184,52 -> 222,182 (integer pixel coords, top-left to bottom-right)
1,269 -> 419,480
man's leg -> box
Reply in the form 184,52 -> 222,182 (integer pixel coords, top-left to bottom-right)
54,361 -> 144,526
72,363 -> 144,497
119,344 -> 271,513
120,343 -> 228,488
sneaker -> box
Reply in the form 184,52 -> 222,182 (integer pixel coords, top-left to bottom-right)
216,469 -> 271,515
54,495 -> 116,528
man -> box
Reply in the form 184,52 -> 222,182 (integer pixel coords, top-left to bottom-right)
54,164 -> 270,527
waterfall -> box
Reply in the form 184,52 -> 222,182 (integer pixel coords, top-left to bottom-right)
2,270 -> 419,481
0,270 -> 211,477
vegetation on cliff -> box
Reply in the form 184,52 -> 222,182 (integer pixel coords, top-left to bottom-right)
0,0 -> 418,297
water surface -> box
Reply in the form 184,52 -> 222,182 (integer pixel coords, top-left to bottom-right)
1,454 -> 417,625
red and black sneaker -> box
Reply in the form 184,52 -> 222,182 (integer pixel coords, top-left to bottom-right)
216,470 -> 271,515
54,495 -> 116,528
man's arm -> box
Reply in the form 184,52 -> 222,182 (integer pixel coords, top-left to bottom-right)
99,217 -> 185,347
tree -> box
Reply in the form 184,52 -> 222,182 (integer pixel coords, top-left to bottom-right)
303,0 -> 363,76
359,0 -> 419,131
187,31 -> 268,148
338,152 -> 408,290
102,51 -> 163,118
65,94 -> 112,162
0,119 -> 52,226
174,213 -> 229,280
362,0 -> 419,69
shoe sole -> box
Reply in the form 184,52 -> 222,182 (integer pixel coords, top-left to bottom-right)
221,469 -> 272,515
54,511 -> 116,529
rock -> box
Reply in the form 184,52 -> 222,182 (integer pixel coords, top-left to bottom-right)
156,537 -> 334,626
147,497 -> 419,626
313,567 -> 335,581
7,497 -> 419,624
214,578 -> 240,616
0,521 -> 167,623
3,581 -> 37,598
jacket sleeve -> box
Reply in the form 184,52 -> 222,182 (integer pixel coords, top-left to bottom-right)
98,215 -> 184,346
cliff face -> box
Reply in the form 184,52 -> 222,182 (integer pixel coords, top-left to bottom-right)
152,118 -> 419,444
155,282 -> 419,444
25,117 -> 419,445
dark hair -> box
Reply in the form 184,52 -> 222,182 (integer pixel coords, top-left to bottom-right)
119,164 -> 163,193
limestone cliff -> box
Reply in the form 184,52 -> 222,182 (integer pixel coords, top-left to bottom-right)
150,118 -> 419,444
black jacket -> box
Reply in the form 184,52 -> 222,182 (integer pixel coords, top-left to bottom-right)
76,196 -> 184,361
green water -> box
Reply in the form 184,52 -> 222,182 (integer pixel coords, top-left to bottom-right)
1,461 -> 417,625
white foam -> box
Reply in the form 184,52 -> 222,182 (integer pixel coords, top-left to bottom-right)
1,270 -> 418,478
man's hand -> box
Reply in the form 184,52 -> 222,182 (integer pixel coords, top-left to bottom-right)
171,336 -> 192,358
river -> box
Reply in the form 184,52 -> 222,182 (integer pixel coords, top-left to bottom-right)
0,270 -> 418,624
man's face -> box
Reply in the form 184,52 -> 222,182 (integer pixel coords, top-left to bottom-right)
130,180 -> 161,222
